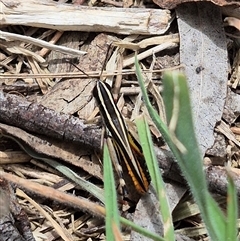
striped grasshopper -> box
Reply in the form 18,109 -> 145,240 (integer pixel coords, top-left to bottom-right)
93,80 -> 151,200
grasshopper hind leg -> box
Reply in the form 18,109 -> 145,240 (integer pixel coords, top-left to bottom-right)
116,165 -> 129,198
106,136 -> 130,200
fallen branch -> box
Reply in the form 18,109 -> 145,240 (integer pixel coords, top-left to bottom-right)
0,91 -> 101,150
0,0 -> 171,35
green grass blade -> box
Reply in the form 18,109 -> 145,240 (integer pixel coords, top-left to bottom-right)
135,115 -> 175,241
43,158 -> 105,203
225,167 -> 238,241
103,139 -> 121,240
134,56 -> 182,165
120,217 -> 165,241
104,134 -> 166,241
1,133 -> 106,203
134,56 -> 227,240
161,71 -> 207,193
161,71 -> 226,240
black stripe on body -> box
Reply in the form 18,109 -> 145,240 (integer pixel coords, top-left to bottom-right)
93,81 -> 150,193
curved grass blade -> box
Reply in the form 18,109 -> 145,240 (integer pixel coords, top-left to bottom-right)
1,133 -> 105,203
161,71 -> 226,240
134,55 -> 227,240
225,167 -> 238,241
103,138 -> 122,241
120,217 -> 165,241
135,115 -> 175,241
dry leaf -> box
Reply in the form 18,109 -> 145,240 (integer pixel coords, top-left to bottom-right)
177,2 -> 228,156
131,183 -> 186,240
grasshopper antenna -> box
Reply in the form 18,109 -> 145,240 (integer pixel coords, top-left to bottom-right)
66,59 -> 90,78
98,42 -> 114,80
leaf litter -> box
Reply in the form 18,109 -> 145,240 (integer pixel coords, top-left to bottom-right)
0,0 -> 240,240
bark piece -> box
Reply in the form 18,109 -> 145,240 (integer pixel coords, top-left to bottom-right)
0,179 -> 35,241
205,132 -> 226,158
223,88 -> 240,124
206,165 -> 240,196
0,91 -> 101,150
40,33 -> 113,118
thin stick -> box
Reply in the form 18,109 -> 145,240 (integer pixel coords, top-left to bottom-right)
0,30 -> 87,56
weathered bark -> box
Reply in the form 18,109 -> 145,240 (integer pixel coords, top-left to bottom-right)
0,91 -> 101,150
0,180 -> 35,241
